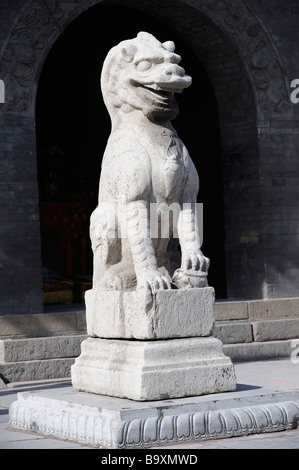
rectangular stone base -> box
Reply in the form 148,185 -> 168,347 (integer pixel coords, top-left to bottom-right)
71,336 -> 236,401
85,287 -> 215,339
9,386 -> 299,448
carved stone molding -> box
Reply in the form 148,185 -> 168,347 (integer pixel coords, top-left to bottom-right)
9,388 -> 299,448
195,0 -> 290,116
0,0 -> 96,113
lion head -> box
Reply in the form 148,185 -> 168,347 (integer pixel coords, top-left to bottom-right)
101,31 -> 192,123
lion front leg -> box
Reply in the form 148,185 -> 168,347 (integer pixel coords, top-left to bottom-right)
125,200 -> 171,294
172,197 -> 210,289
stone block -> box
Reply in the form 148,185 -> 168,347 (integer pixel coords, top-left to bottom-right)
223,340 -> 297,362
86,287 -> 215,340
0,312 -> 82,337
213,321 -> 253,344
0,334 -> 86,362
252,318 -> 299,342
71,336 -> 236,401
0,358 -> 75,383
76,311 -> 87,331
215,301 -> 248,321
248,298 -> 299,320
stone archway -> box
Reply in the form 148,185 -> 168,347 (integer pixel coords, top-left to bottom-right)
0,0 -> 291,311
0,0 -> 290,116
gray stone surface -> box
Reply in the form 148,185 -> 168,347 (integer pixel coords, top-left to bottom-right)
9,386 -> 299,449
252,318 -> 299,342
215,301 -> 248,321
0,311 -> 86,338
87,287 -> 215,339
1,358 -> 299,449
71,336 -> 236,401
0,358 -> 75,383
248,298 -> 299,320
0,376 -> 6,390
213,321 -> 253,344
223,340 -> 298,362
0,334 -> 86,362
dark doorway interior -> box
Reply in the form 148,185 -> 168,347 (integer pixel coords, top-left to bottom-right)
36,3 -> 226,303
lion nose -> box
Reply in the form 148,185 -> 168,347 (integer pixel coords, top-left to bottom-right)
165,64 -> 185,77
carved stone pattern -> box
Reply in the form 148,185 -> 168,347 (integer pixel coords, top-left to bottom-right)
188,0 -> 290,116
0,0 -> 290,116
119,401 -> 299,448
9,399 -> 299,448
0,0 -> 95,113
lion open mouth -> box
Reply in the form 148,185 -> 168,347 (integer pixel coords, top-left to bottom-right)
133,81 -> 178,108
140,84 -> 174,100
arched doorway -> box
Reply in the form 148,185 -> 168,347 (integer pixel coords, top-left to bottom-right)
36,3 -> 226,303
0,0 -> 293,315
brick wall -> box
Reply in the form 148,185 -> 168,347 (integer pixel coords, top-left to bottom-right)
0,113 -> 43,314
0,1 -> 47,314
245,0 -> 299,298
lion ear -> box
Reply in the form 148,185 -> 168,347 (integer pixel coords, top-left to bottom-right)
162,41 -> 175,53
121,44 -> 137,62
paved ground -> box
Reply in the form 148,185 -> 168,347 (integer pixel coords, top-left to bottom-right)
1,358 -> 299,450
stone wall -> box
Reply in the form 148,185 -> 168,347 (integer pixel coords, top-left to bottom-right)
0,113 -> 43,314
246,0 -> 299,298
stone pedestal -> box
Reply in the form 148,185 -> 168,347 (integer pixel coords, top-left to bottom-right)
9,386 -> 299,449
71,287 -> 237,401
71,336 -> 236,401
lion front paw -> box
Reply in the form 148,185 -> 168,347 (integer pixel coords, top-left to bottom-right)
137,269 -> 171,294
172,251 -> 209,289
171,268 -> 208,289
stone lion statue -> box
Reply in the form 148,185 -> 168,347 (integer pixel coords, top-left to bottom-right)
90,31 -> 209,294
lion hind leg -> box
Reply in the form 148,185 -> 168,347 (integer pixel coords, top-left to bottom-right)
90,204 -> 121,284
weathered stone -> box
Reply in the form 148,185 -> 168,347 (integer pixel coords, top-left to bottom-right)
71,31 -> 236,400
89,31 -> 209,298
223,339 -> 297,362
0,334 -> 86,362
9,387 -> 299,448
213,321 -> 253,344
252,318 -> 299,342
0,311 -> 85,338
0,376 -> 6,389
86,287 -> 215,339
248,298 -> 299,320
0,358 -> 75,383
71,336 -> 236,401
215,301 -> 248,321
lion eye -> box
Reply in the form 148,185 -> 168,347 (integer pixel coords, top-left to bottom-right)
136,60 -> 152,72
